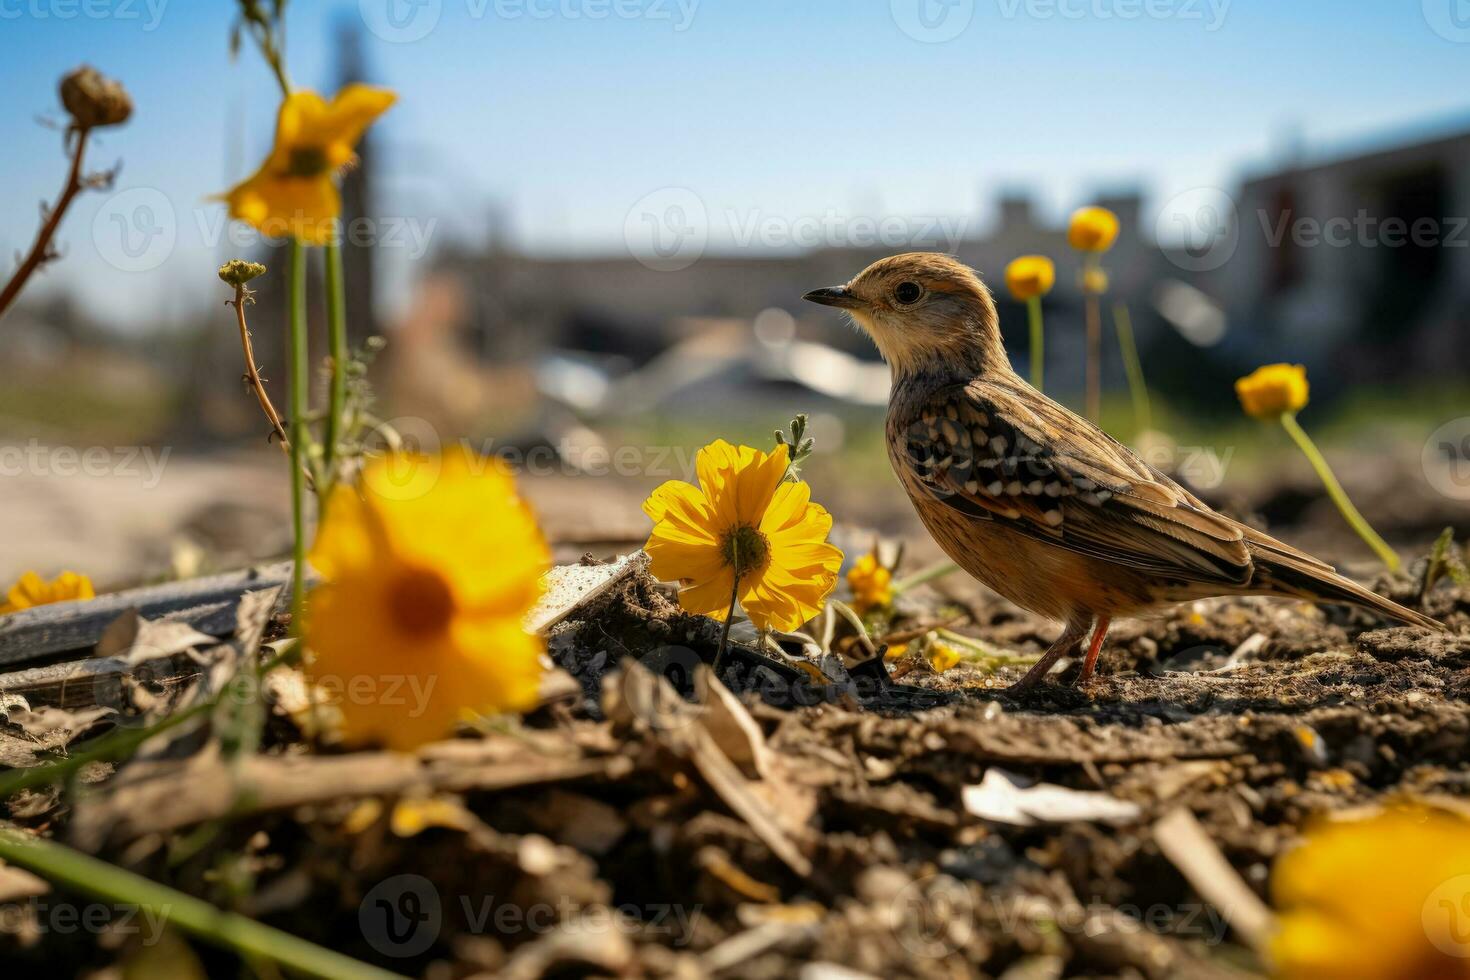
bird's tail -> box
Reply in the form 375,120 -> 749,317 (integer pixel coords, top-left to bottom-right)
1248,539 -> 1445,631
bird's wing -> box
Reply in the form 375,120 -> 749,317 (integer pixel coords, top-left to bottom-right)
896,380 -> 1254,586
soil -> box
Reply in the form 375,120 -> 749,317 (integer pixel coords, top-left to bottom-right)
2,547 -> 1467,979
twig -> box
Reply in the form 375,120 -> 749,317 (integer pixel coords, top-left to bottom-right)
229,285 -> 291,456
1153,807 -> 1274,953
0,127 -> 105,322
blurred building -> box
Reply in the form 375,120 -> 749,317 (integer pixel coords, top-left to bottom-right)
397,117 -> 1470,430
1213,121 -> 1470,382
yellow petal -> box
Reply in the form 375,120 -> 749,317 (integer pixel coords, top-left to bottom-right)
642,481 -> 718,543
676,567 -> 737,620
728,443 -> 789,528
316,84 -> 397,148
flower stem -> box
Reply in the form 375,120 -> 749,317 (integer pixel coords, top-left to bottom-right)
713,574 -> 739,673
1280,412 -> 1400,572
322,239 -> 348,490
0,702 -> 210,799
1111,301 -> 1152,434
892,560 -> 960,595
287,239 -> 310,620
829,599 -> 878,657
1026,295 -> 1044,390
230,284 -> 292,458
0,127 -> 93,323
0,645 -> 298,800
1083,254 -> 1102,422
0,829 -> 401,980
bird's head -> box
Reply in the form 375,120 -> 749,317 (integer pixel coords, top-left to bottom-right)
803,252 -> 1007,380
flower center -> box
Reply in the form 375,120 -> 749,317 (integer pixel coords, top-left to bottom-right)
387,566 -> 457,637
720,525 -> 770,578
286,146 -> 330,177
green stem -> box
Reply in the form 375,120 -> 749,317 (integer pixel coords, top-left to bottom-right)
829,599 -> 878,657
1280,412 -> 1400,572
0,828 -> 403,980
287,239 -> 309,621
322,239 -> 348,491
1026,295 -> 1045,390
0,645 -> 299,800
892,560 -> 960,595
1111,301 -> 1152,434
0,702 -> 210,798
934,628 -> 1035,665
713,574 -> 739,673
1083,254 -> 1102,422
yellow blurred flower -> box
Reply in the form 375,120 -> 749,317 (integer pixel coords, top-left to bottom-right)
1004,256 -> 1055,301
847,552 -> 893,613
884,642 -> 909,660
0,570 -> 94,615
1068,206 -> 1120,253
1236,363 -> 1310,419
305,449 -> 550,751
1081,266 -> 1110,295
1272,804 -> 1470,980
928,641 -> 962,672
224,84 -> 396,245
643,440 -> 843,632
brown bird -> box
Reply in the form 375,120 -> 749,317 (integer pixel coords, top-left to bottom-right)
803,252 -> 1443,691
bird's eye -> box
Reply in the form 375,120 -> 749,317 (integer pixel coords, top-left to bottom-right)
894,281 -> 923,305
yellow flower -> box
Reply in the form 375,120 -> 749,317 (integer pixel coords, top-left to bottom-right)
1004,256 -> 1055,301
1081,266 -> 1109,295
643,440 -> 843,632
1236,363 -> 1310,419
306,449 -> 550,751
1068,206 -> 1120,253
1271,804 -> 1470,980
847,552 -> 893,613
0,570 -> 95,615
224,85 -> 396,245
884,642 -> 909,661
928,641 -> 962,672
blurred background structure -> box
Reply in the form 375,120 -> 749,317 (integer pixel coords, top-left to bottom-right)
2,3 -> 1468,586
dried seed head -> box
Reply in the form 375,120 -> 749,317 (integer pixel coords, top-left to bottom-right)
59,66 -> 132,130
218,259 -> 267,287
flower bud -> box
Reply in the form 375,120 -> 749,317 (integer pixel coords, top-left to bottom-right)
218,259 -> 267,287
60,66 -> 132,130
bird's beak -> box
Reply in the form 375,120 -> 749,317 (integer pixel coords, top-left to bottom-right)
802,285 -> 861,310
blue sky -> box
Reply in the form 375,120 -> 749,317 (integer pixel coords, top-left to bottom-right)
5,0 -> 1470,327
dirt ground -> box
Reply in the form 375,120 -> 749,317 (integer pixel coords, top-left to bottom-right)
2,533 -> 1465,978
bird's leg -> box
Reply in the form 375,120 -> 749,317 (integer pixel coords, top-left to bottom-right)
1078,615 -> 1111,684
1008,617 -> 1090,693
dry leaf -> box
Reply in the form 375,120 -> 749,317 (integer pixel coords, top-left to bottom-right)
961,769 -> 1141,826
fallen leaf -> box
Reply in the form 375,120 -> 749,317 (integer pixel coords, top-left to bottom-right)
961,769 -> 1141,826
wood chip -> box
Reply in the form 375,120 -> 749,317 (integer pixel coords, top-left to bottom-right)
1152,807 -> 1274,953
